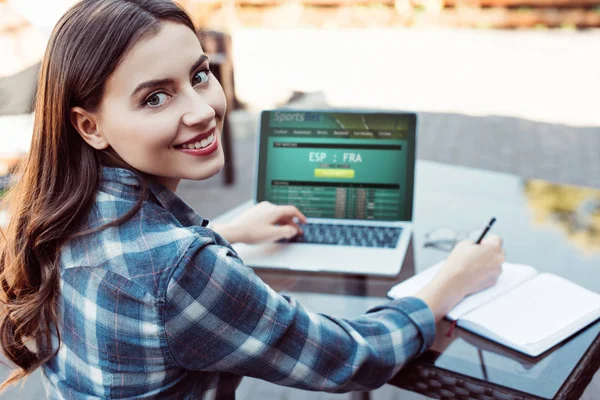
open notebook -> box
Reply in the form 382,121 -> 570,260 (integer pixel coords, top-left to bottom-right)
388,262 -> 600,357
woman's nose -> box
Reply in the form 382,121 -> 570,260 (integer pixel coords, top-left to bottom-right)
181,89 -> 216,127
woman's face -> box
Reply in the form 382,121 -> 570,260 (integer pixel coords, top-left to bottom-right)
96,22 -> 227,191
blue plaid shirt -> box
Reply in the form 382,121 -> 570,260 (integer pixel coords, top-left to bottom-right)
41,167 -> 435,399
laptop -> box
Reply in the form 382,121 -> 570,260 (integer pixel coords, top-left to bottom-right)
232,110 -> 417,277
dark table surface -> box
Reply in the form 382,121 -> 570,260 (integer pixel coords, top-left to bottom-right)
215,160 -> 600,399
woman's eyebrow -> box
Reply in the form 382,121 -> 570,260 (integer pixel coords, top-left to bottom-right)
131,55 -> 210,97
131,78 -> 174,97
189,54 -> 209,75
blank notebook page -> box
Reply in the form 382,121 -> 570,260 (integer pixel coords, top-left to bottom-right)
459,273 -> 600,347
388,262 -> 537,321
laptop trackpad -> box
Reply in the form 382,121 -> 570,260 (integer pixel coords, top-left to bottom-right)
232,242 -> 401,275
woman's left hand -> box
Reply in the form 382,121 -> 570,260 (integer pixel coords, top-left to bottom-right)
211,201 -> 307,245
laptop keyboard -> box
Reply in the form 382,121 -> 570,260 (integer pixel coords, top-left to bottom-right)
281,223 -> 402,248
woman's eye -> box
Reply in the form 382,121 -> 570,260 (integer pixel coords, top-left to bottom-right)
144,92 -> 169,108
192,70 -> 210,86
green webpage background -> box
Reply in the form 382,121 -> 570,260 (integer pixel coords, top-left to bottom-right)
257,111 -> 415,221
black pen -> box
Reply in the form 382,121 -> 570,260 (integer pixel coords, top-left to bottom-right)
475,217 -> 496,244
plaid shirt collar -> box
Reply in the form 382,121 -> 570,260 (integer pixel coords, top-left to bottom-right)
99,166 -> 209,228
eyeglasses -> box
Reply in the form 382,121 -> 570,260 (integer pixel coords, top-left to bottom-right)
423,227 -> 485,252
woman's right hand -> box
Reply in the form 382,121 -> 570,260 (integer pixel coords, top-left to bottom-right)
415,234 -> 505,322
437,234 -> 505,298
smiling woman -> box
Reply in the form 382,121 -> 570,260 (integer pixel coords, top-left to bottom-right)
0,0 -> 230,394
69,20 -> 227,192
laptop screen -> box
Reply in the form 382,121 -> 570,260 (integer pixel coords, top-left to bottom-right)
256,110 -> 416,221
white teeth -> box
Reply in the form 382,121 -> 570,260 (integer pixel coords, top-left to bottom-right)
178,133 -> 216,150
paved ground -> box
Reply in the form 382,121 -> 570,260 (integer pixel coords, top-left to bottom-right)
231,28 -> 600,127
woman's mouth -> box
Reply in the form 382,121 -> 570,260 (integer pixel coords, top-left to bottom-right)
174,129 -> 220,156
175,132 -> 216,150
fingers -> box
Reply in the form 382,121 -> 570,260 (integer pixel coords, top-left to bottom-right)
268,224 -> 298,242
497,250 -> 506,265
274,205 -> 308,224
482,233 -> 505,264
285,220 -> 303,235
481,233 -> 502,248
258,202 -> 307,224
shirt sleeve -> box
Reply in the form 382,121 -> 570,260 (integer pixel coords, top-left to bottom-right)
162,237 -> 436,393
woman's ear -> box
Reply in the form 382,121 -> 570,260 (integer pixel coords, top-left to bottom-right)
70,106 -> 109,150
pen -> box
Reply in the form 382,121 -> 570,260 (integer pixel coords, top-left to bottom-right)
475,217 -> 496,244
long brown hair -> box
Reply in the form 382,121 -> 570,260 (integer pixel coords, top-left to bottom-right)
0,0 -> 196,389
